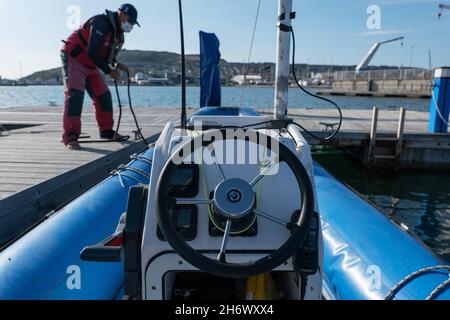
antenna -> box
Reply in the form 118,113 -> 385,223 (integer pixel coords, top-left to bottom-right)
178,0 -> 187,129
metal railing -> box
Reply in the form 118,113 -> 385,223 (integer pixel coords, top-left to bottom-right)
334,69 -> 432,81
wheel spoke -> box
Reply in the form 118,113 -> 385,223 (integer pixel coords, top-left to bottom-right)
207,144 -> 226,182
217,220 -> 232,262
254,209 -> 288,227
175,199 -> 212,205
249,161 -> 276,187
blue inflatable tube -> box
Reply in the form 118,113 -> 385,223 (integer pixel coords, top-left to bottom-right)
0,149 -> 154,300
315,163 -> 450,300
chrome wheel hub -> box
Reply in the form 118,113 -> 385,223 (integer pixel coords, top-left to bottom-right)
213,178 -> 256,220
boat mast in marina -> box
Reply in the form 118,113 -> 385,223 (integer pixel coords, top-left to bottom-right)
274,0 -> 293,120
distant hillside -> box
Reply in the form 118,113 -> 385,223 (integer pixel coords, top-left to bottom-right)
20,49 -> 399,85
22,68 -> 62,84
21,50 -> 229,84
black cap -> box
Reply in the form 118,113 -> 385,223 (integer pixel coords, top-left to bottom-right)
119,3 -> 140,27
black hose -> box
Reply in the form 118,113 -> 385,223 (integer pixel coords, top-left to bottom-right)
79,78 -> 129,144
114,78 -> 123,140
126,70 -> 150,147
290,29 -> 343,142
79,71 -> 148,146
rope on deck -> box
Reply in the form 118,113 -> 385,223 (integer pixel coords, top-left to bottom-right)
130,153 -> 153,166
0,124 -> 11,137
110,151 -> 153,188
117,165 -> 151,180
385,265 -> 450,300
111,170 -> 142,188
427,276 -> 450,300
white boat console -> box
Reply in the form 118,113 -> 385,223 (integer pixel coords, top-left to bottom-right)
137,114 -> 323,300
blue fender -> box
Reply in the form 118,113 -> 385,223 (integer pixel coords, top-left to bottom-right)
0,149 -> 154,300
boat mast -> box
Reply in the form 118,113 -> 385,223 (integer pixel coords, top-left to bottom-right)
274,0 -> 293,120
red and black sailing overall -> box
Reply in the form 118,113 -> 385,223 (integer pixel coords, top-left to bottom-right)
61,10 -> 124,145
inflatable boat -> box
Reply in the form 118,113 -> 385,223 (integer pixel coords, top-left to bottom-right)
0,0 -> 449,300
0,106 -> 449,300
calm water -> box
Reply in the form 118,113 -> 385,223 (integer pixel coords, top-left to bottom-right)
0,85 -> 430,111
1,85 -> 447,260
313,147 -> 450,262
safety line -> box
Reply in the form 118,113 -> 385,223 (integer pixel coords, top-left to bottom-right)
385,265 -> 450,300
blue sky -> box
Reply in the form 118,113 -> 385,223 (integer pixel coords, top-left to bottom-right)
0,0 -> 449,79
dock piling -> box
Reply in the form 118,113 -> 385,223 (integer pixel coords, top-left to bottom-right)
368,107 -> 379,163
395,108 -> 406,168
429,68 -> 450,133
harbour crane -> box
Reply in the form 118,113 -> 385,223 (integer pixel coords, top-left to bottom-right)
356,37 -> 404,73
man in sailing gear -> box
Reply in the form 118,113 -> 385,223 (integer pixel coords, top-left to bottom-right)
61,4 -> 140,150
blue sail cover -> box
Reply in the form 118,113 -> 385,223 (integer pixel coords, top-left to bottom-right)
200,31 -> 221,108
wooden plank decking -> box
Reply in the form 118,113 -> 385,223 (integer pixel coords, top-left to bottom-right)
0,106 -> 184,200
0,106 -> 187,245
258,108 -> 430,133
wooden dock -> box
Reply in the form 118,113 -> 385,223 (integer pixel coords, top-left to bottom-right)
0,106 -> 185,245
0,106 -> 184,200
258,108 -> 430,133
258,108 -> 450,170
1,105 -> 449,245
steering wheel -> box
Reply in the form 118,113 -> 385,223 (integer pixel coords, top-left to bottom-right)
156,130 -> 315,279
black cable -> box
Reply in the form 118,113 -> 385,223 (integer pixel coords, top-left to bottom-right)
79,77 -> 130,144
114,78 -> 123,140
300,274 -> 308,300
223,120 -> 277,130
126,70 -> 150,147
79,71 -> 147,146
185,27 -> 343,143
187,119 -> 296,131
290,28 -> 343,142
185,119 -> 274,131
178,0 -> 187,129
281,128 -> 298,148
